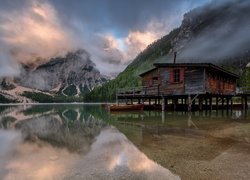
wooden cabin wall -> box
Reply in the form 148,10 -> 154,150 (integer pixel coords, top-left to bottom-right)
206,72 -> 236,94
141,67 -> 186,95
184,68 -> 205,94
140,66 -> 237,96
158,67 -> 185,95
141,69 -> 160,95
141,69 -> 158,87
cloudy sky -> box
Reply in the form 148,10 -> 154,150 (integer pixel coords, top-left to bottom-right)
0,0 -> 211,76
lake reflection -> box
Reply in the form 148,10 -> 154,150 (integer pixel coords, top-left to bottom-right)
0,105 -> 180,180
110,110 -> 250,180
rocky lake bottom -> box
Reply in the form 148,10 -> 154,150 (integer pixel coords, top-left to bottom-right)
1,104 -> 250,180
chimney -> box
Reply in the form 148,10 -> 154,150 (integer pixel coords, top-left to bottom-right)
173,52 -> 177,64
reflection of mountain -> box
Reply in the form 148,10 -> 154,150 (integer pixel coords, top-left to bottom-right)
65,128 -> 180,180
0,105 -> 181,180
0,105 -> 107,152
17,114 -> 106,152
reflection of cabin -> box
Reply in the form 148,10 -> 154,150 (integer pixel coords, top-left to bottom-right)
139,63 -> 239,96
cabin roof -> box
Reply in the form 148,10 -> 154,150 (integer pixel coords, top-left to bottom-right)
139,67 -> 157,77
139,63 -> 239,78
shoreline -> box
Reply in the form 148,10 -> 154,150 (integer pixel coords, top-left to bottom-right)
0,102 -> 114,106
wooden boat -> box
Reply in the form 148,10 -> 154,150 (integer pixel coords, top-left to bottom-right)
101,103 -> 108,108
109,104 -> 144,111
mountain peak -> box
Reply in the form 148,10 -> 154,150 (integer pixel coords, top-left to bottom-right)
0,49 -> 108,102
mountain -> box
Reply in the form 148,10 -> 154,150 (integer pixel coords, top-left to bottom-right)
0,49 -> 108,103
84,0 -> 250,102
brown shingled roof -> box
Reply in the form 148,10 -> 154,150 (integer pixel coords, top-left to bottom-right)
139,63 -> 239,79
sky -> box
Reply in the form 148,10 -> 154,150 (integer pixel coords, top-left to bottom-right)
0,0 -> 211,76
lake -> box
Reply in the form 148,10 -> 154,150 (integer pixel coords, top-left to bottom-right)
0,104 -> 250,180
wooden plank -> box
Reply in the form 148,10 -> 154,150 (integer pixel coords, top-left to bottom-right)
185,68 -> 205,94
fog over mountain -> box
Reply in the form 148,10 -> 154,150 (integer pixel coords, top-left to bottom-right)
0,50 -> 109,102
2,0 -> 250,102
0,0 -> 210,76
175,0 -> 250,63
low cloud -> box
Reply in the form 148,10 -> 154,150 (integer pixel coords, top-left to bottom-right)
0,0 -> 76,64
178,0 -> 250,64
0,0 -> 210,76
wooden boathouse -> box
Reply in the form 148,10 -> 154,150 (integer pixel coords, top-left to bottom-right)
117,63 -> 249,111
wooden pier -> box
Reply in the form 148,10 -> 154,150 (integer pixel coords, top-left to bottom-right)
116,86 -> 250,111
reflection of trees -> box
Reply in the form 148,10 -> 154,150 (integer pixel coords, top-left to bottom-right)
0,105 -> 107,153
111,111 -> 250,163
0,116 -> 17,129
15,114 -> 106,153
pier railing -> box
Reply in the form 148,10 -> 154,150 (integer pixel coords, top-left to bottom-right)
238,87 -> 250,94
117,85 -> 161,97
117,86 -> 250,97
117,86 -> 144,96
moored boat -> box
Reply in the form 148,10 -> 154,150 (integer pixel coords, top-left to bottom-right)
101,103 -> 108,108
109,104 -> 144,111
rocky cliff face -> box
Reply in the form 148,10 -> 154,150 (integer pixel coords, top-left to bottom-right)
0,49 -> 109,102
15,49 -> 108,96
170,0 -> 250,67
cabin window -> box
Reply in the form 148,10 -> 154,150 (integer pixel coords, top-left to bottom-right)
153,77 -> 158,85
174,69 -> 180,83
165,71 -> 170,84
149,78 -> 153,86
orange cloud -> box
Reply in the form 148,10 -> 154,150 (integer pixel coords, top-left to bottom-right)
124,30 -> 158,60
0,0 -> 76,65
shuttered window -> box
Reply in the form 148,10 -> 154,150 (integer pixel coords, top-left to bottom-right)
170,69 -> 174,83
153,77 -> 158,85
174,69 -> 180,83
180,69 -> 184,82
170,69 -> 184,83
149,78 -> 153,86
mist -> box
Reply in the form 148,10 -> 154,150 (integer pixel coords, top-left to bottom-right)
0,0 -> 210,76
178,0 -> 250,64
0,130 -> 22,179
0,52 -> 19,77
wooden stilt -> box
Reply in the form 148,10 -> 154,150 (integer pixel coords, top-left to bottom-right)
241,95 -> 244,111
199,97 -> 202,111
162,97 -> 165,111
216,96 -> 219,110
226,98 -> 230,112
245,96 -> 248,109
173,98 -> 177,111
192,99 -> 196,106
230,98 -> 233,112
209,97 -> 212,111
205,98 -> 208,110
222,97 -> 224,109
188,95 -> 192,112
